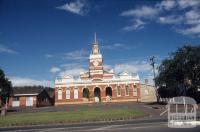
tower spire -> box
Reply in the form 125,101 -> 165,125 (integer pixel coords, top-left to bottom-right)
94,32 -> 97,44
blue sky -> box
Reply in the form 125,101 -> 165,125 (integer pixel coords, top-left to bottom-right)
0,0 -> 200,87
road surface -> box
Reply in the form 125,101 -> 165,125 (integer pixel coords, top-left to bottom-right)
1,119 -> 200,132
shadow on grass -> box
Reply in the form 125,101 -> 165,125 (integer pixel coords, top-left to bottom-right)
145,102 -> 167,105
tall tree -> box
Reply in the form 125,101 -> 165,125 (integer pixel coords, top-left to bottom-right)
155,45 -> 200,102
0,68 -> 12,116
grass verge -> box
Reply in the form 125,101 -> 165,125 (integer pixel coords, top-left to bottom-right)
0,108 -> 146,127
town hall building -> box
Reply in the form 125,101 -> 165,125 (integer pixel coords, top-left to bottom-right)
54,34 -> 141,105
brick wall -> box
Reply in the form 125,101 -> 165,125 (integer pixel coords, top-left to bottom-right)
9,96 -> 37,108
55,82 -> 141,105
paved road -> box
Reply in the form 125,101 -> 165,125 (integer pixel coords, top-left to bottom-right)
1,120 -> 200,132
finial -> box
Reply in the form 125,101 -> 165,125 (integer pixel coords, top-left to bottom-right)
94,32 -> 97,44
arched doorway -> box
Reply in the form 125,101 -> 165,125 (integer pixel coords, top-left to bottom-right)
106,87 -> 112,96
83,88 -> 89,98
106,87 -> 112,101
94,87 -> 101,102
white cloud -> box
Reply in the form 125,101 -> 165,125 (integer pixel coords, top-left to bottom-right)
104,64 -> 112,70
0,45 -> 18,54
122,19 -> 146,31
45,54 -> 54,58
121,6 -> 158,18
185,10 -> 200,25
59,63 -> 86,77
63,49 -> 89,60
120,0 -> 200,37
60,63 -> 80,68
10,77 -> 52,87
185,10 -> 200,20
178,0 -> 200,9
120,5 -> 158,31
114,61 -> 152,74
59,68 -> 86,77
50,67 -> 61,74
157,0 -> 176,10
44,49 -> 89,60
56,0 -> 88,16
102,43 -> 128,49
50,63 -> 86,78
178,24 -> 200,36
186,19 -> 200,25
158,15 -> 183,24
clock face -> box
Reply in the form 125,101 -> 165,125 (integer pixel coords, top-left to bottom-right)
93,61 -> 99,66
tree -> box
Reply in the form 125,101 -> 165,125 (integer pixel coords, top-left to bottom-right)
0,68 -> 12,116
155,45 -> 200,102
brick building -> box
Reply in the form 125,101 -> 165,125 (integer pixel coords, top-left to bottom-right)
54,34 -> 141,105
9,87 -> 53,108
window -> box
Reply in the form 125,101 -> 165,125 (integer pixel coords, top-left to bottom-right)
117,86 -> 121,96
58,89 -> 62,100
133,85 -> 137,96
12,96 -> 20,107
26,97 -> 33,106
125,85 -> 129,96
66,88 -> 70,99
74,88 -> 78,99
13,96 -> 19,101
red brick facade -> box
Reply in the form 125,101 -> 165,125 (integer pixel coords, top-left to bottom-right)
8,96 -> 37,108
55,83 -> 141,105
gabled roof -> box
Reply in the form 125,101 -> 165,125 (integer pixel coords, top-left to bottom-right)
12,86 -> 52,96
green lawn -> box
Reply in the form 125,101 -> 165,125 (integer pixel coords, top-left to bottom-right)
0,108 -> 146,127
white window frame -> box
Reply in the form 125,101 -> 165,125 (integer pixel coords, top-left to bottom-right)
74,88 -> 78,99
58,89 -> 62,100
116,86 -> 121,97
12,96 -> 20,107
66,88 -> 70,99
26,96 -> 33,106
125,85 -> 130,96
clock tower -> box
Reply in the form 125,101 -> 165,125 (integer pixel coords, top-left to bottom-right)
89,33 -> 104,79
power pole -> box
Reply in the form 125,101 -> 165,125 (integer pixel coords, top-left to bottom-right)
150,56 -> 159,102
150,56 -> 156,86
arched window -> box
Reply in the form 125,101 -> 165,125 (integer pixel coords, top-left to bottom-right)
58,89 -> 62,100
133,84 -> 137,96
125,85 -> 129,96
66,88 -> 70,99
117,86 -> 121,96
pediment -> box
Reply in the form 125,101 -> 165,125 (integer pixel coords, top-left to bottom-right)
91,78 -> 103,82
